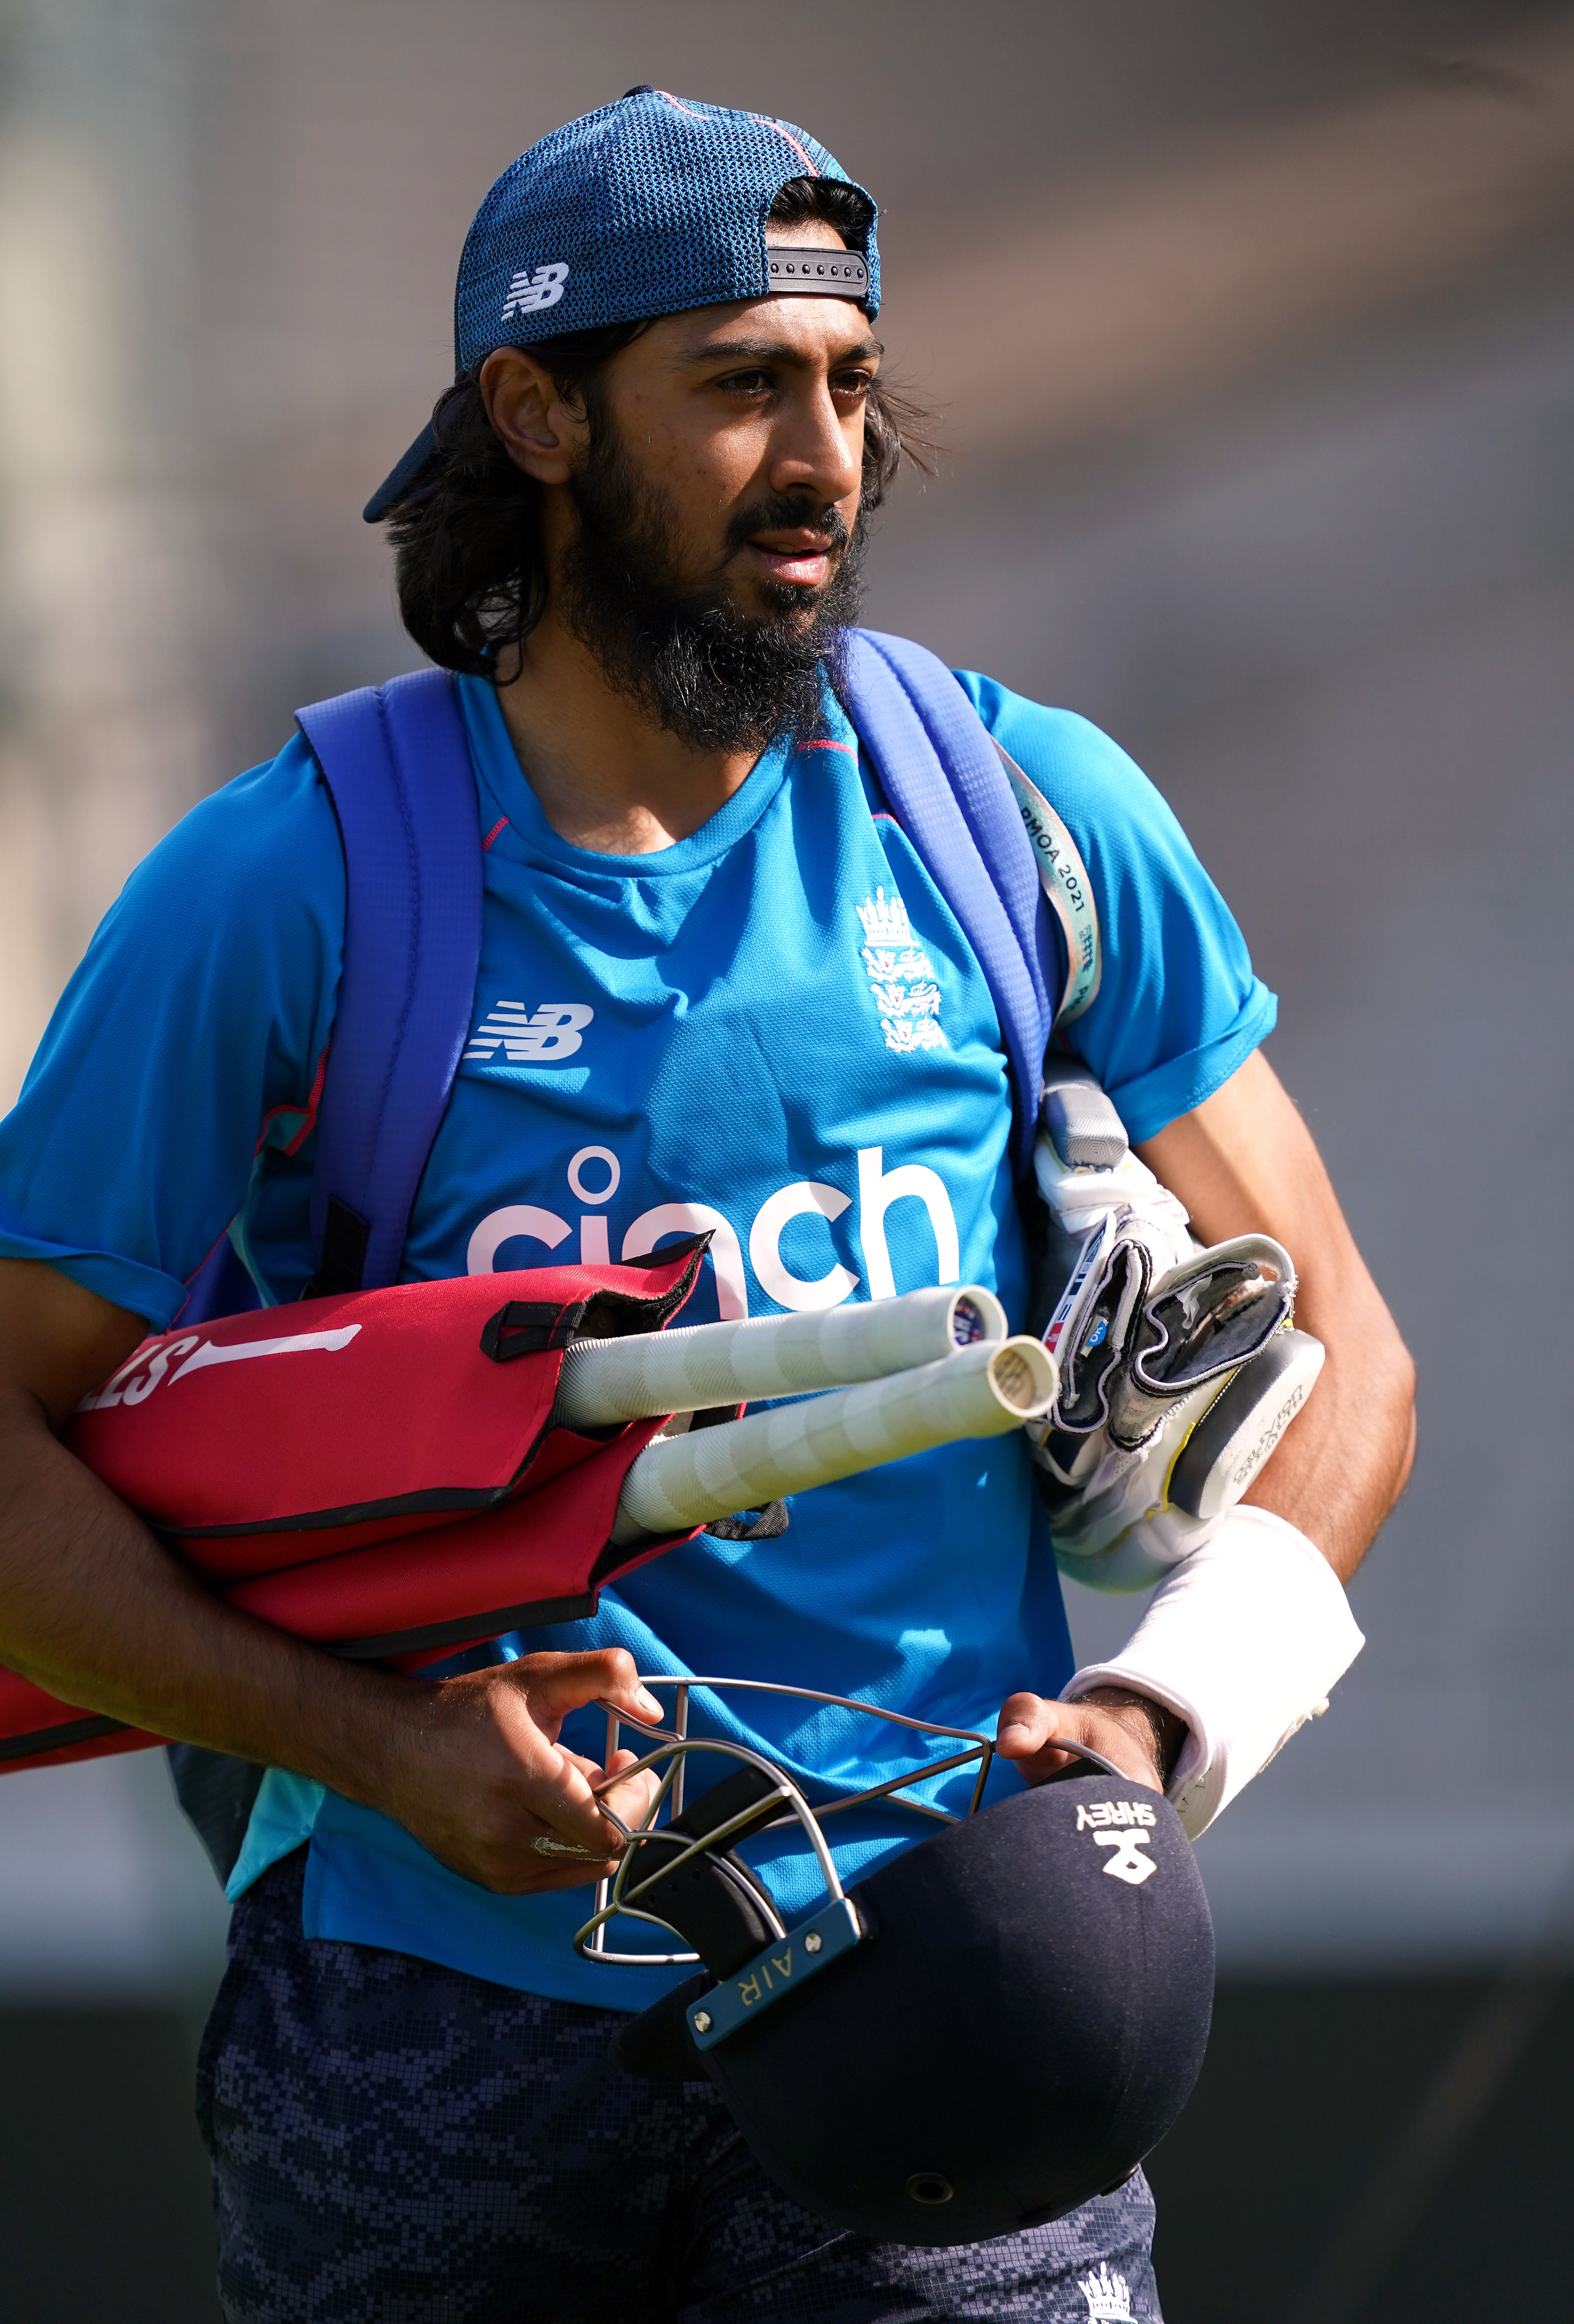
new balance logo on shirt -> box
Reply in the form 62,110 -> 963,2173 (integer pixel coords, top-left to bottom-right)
464,1002 -> 593,1064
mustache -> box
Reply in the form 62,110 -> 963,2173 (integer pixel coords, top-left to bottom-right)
724,493 -> 850,561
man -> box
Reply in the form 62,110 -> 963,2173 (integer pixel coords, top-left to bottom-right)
0,92 -> 1413,2322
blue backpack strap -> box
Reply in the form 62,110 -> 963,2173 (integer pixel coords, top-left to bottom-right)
169,668 -> 482,1888
296,667 -> 483,1294
181,1233 -> 262,1326
837,629 -> 1053,1175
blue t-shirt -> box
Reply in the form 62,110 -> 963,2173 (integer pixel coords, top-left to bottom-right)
0,668 -> 1274,2007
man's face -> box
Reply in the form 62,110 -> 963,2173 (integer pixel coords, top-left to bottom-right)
583,225 -> 879,625
521,225 -> 880,752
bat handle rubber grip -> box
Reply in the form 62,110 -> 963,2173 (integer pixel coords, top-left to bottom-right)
610,1335 -> 1057,1545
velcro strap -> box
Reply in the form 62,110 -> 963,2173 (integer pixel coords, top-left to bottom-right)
480,1299 -> 592,1361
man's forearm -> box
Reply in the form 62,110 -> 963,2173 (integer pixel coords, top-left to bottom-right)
1238,1277 -> 1415,1582
0,1392 -> 672,1893
1137,1048 -> 1416,1584
0,1396 -> 410,1802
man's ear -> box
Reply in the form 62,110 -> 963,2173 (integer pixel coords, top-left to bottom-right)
480,347 -> 585,485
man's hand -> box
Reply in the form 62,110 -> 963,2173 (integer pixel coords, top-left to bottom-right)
0,1261 -> 668,1899
380,1648 -> 666,1896
995,1684 -> 1184,1794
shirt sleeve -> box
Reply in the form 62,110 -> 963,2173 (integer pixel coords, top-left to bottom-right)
0,735 -> 345,1327
956,672 -> 1277,1144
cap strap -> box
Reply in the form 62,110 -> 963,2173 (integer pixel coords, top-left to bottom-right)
766,249 -> 870,297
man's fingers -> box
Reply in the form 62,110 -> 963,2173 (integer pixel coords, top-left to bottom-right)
519,1647 -> 663,1728
595,1747 -> 660,1826
392,1657 -> 675,1893
562,1744 -> 657,1816
513,1857 -> 624,1893
996,1690 -> 1165,1789
408,1652 -> 672,1885
522,1748 -> 658,1878
537,1748 -> 634,1852
481,1689 -> 624,1853
481,1650 -> 661,1852
996,1691 -> 1072,1758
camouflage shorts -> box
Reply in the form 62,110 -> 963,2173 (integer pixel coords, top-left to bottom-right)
198,1850 -> 1162,2324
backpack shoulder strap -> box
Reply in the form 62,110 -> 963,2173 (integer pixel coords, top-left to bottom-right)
296,667 -> 483,1294
172,666 -> 483,1883
839,628 -> 1099,1172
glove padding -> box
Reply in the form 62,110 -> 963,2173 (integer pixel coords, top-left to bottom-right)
1031,1126 -> 1316,1586
1061,1505 -> 1365,1837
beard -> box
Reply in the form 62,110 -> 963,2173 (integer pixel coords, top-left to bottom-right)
555,422 -> 866,755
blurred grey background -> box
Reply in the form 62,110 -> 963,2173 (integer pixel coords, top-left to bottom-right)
0,2 -> 1571,2317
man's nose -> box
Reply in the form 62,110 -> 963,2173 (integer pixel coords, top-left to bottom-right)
766,383 -> 861,509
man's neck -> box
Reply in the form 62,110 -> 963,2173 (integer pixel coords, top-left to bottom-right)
494,606 -> 761,856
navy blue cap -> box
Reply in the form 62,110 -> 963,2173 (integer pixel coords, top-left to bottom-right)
365,89 -> 879,523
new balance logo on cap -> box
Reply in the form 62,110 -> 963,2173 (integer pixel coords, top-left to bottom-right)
502,262 -> 569,320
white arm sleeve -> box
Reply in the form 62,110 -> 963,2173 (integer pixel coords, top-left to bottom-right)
1060,1504 -> 1365,1838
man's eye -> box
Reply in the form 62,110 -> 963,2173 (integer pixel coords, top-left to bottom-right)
832,371 -> 874,399
717,370 -> 773,394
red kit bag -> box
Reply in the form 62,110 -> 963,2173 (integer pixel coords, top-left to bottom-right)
0,1240 -> 708,1770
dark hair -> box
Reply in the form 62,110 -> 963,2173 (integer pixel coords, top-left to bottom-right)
388,177 -> 935,676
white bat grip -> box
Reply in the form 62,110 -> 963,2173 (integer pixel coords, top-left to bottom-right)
610,1335 -> 1058,1545
557,1283 -> 1007,1427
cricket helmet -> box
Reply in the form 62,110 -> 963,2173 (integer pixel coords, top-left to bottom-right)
591,1683 -> 1214,2245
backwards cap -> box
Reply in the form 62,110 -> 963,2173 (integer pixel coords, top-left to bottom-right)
365,87 -> 880,522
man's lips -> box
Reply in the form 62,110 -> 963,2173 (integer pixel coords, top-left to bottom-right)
742,532 -> 839,585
